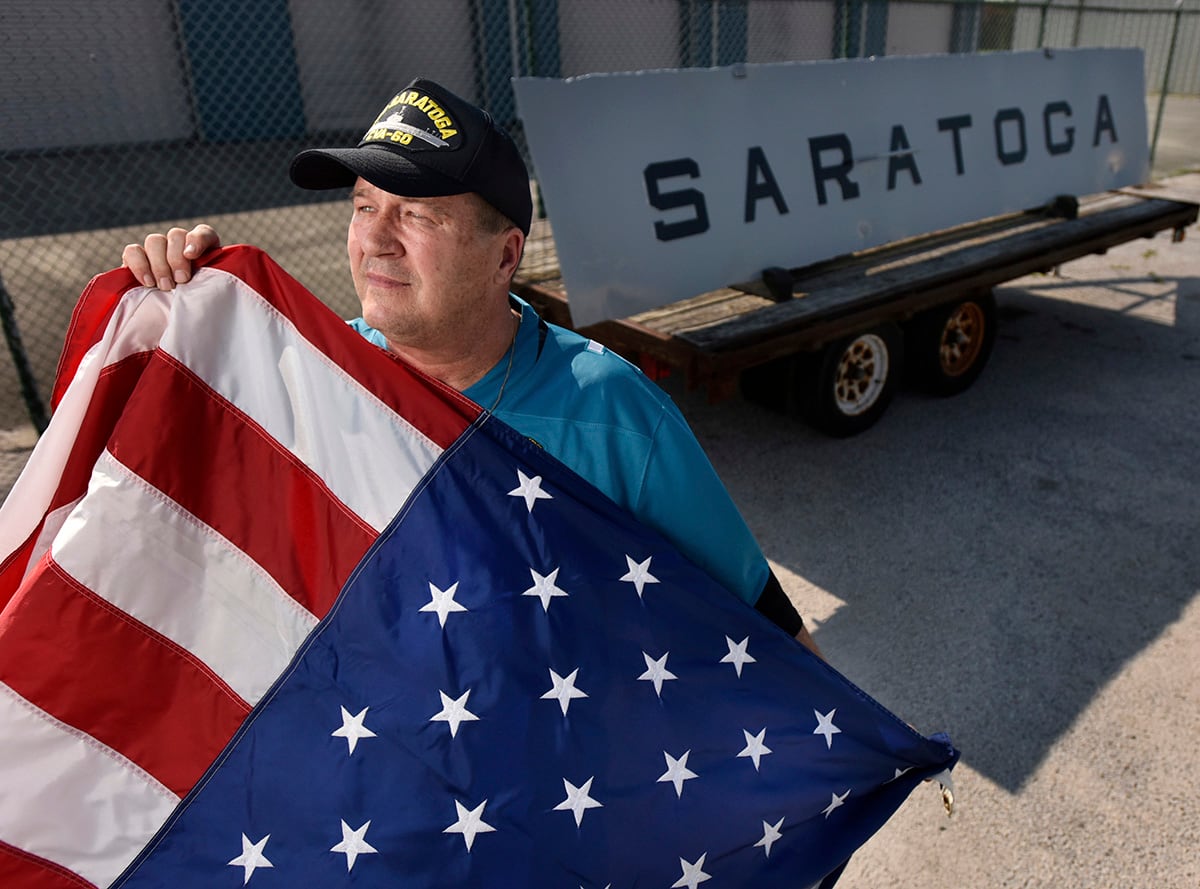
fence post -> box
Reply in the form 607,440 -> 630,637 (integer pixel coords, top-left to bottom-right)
0,269 -> 48,434
1036,0 -> 1051,48
950,0 -> 983,52
1071,0 -> 1086,46
1149,0 -> 1184,172
833,0 -> 864,58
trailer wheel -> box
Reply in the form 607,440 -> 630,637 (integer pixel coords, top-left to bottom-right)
808,324 -> 903,437
908,291 -> 997,396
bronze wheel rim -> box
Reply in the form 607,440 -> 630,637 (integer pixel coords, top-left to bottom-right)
939,302 -> 986,377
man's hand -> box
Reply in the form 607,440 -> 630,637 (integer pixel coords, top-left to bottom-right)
121,224 -> 221,290
795,624 -> 824,660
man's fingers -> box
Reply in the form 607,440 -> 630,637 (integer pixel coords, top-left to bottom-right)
172,225 -> 222,281
142,232 -> 177,290
185,223 -> 221,259
165,228 -> 192,285
121,242 -> 156,289
120,225 -> 221,290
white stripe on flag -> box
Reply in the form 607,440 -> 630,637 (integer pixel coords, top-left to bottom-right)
0,680 -> 178,888
52,450 -> 319,704
160,269 -> 443,531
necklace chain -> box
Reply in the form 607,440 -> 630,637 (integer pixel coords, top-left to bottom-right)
487,310 -> 521,413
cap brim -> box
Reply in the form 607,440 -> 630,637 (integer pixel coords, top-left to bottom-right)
289,145 -> 466,197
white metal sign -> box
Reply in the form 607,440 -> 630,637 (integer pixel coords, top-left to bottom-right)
513,49 -> 1149,326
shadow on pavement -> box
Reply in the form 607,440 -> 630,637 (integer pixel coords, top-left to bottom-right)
671,273 -> 1200,793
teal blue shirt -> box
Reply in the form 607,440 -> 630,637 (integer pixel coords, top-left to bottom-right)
348,299 -> 769,604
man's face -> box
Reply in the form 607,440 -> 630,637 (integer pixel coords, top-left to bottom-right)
346,179 -> 514,354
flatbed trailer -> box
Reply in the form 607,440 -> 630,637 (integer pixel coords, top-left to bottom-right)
512,186 -> 1198,435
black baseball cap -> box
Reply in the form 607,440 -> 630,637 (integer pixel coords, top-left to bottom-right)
290,78 -> 532,234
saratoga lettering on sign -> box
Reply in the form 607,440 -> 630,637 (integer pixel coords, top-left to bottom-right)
645,94 -> 1122,240
514,50 -> 1149,326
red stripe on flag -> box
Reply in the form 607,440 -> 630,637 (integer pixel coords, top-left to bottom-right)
52,353 -> 154,515
51,269 -> 139,410
200,246 -> 481,449
0,557 -> 250,797
0,841 -> 96,889
107,351 -> 376,617
0,533 -> 38,617
0,353 -> 153,613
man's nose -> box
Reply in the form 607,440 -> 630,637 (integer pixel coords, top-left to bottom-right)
359,216 -> 405,256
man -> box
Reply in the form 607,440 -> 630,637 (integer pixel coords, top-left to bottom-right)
122,77 -> 819,655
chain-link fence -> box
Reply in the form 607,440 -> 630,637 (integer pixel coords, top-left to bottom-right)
2,0 -> 1199,440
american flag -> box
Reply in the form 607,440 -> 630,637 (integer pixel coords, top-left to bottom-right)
0,247 -> 956,888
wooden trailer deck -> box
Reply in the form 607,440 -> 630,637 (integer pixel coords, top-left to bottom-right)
512,188 -> 1198,400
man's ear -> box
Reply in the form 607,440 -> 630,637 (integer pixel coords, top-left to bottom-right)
496,228 -> 525,284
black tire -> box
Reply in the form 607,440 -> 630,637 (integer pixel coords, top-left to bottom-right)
907,291 -> 997,397
806,324 -> 904,437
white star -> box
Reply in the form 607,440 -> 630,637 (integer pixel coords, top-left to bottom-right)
720,635 -> 756,677
755,816 -> 784,857
672,853 -> 712,888
431,689 -> 480,737
523,567 -> 569,611
637,651 -> 677,697
888,766 -> 912,782
331,705 -> 377,755
419,581 -> 467,628
228,833 -> 273,884
541,667 -> 588,715
657,749 -> 699,798
444,799 -> 496,851
330,819 -> 378,872
823,788 -> 851,818
813,708 -> 842,749
553,776 -> 604,827
620,554 -> 659,598
738,728 -> 772,771
509,470 -> 553,512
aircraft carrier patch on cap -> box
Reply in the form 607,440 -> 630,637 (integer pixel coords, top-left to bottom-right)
361,88 -> 462,152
